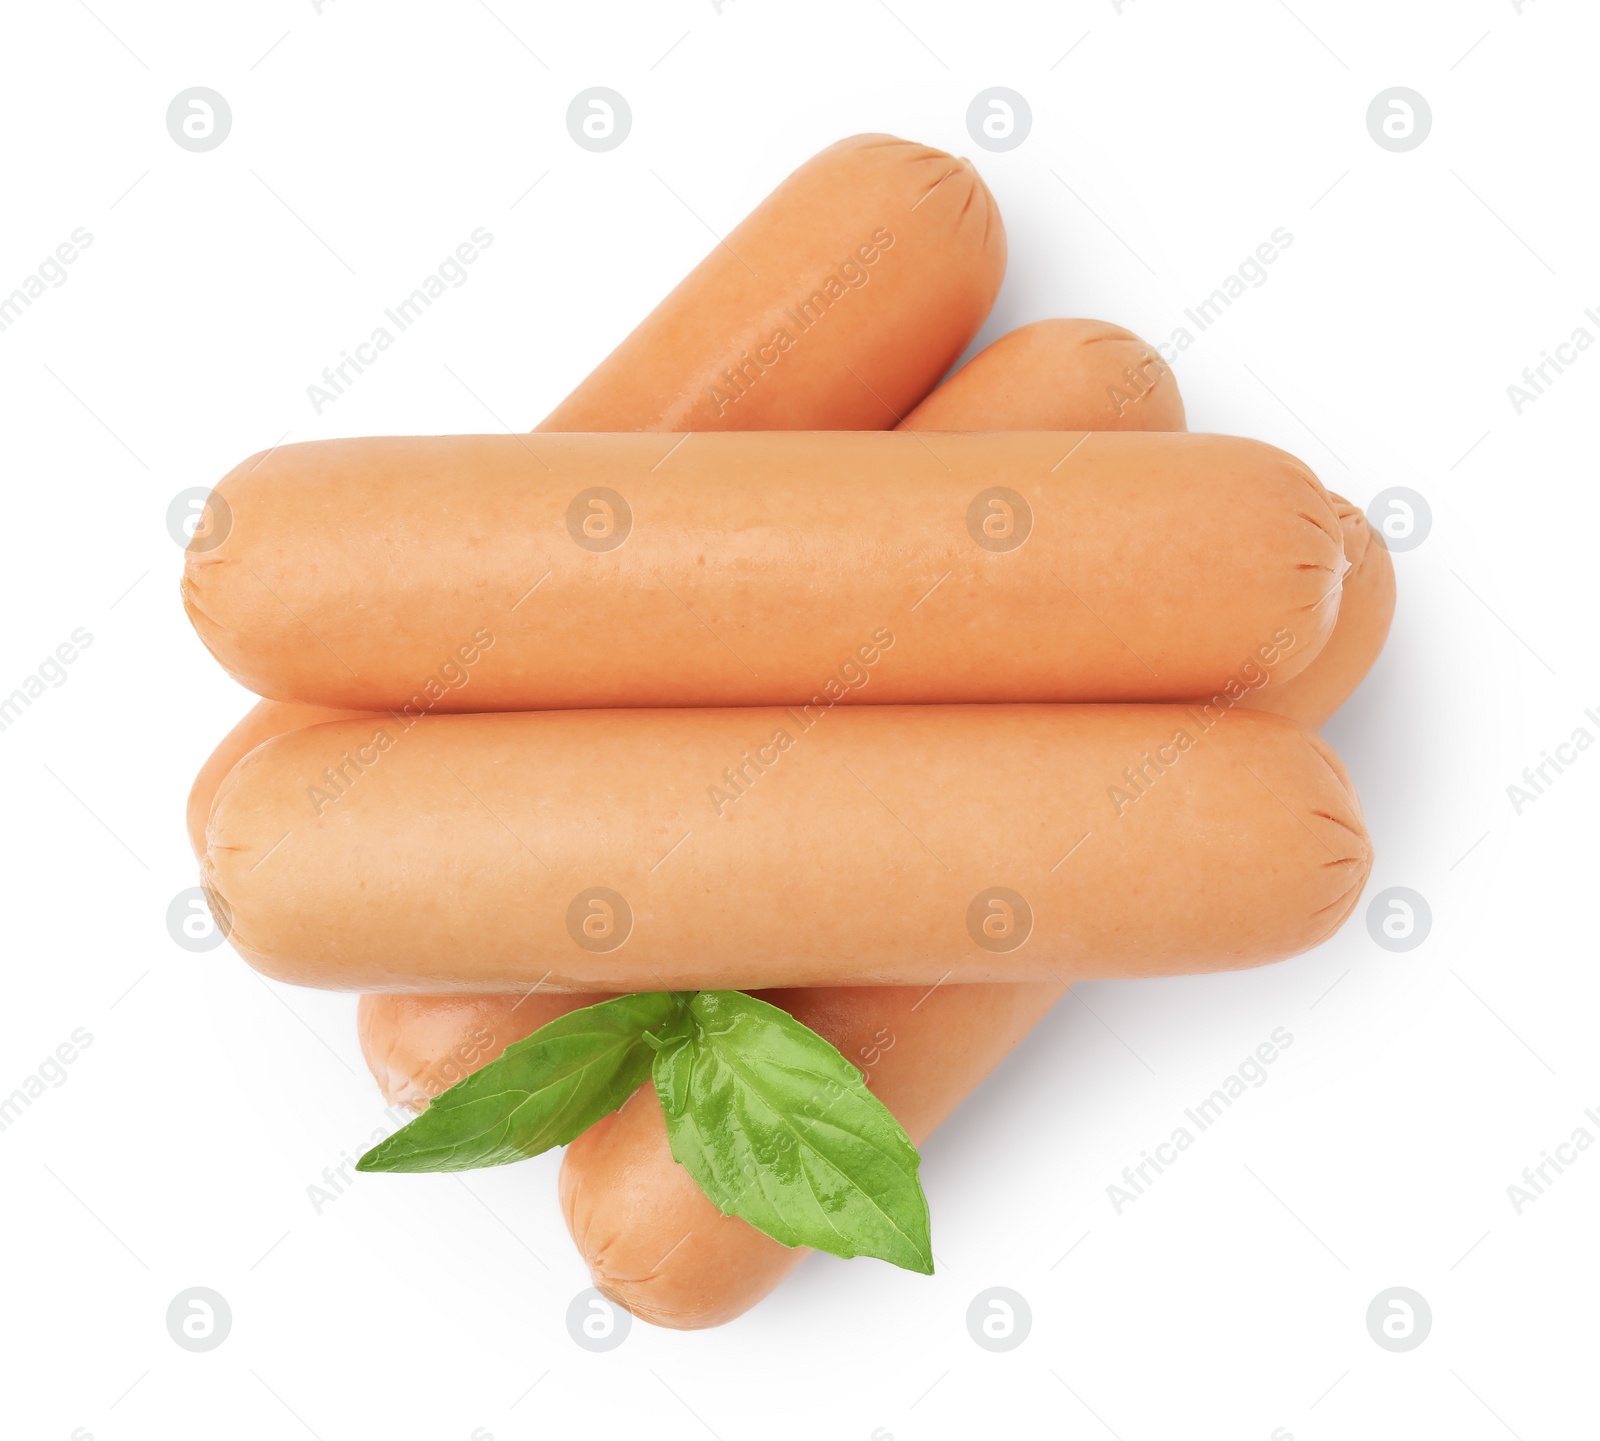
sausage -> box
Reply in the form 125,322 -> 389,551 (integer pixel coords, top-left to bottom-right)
902,318 -> 1186,432
562,981 -> 1067,1327
357,992 -> 607,1113
339,324 -> 1382,1327
1239,492 -> 1395,728
563,734 -> 1367,1330
182,430 -> 1346,711
186,309 -> 1383,1327
203,311 -> 1194,1087
187,135 -> 1003,861
910,324 -> 1387,725
189,315 -> 1197,875
203,704 -> 1370,993
538,134 -> 1005,432
354,984 -> 1067,1327
202,313 -> 1194,1092
191,309 -> 1376,1326
186,701 -> 366,860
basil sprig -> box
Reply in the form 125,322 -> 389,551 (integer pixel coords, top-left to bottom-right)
654,990 -> 933,1272
358,989 -> 933,1273
357,991 -> 689,1172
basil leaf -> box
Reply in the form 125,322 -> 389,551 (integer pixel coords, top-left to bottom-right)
653,990 -> 933,1274
358,990 -> 688,1173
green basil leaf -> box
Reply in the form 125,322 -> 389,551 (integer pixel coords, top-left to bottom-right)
653,990 -> 933,1274
358,990 -> 688,1173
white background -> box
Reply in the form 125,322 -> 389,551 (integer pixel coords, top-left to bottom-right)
1,1 -> 1594,1438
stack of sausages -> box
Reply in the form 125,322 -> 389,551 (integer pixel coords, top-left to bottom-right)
184,134 -> 1391,1328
